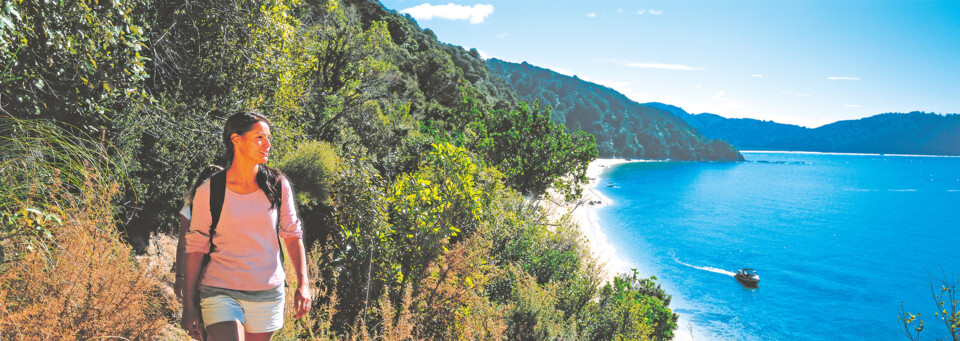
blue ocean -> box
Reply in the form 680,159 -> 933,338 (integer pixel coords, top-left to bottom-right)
596,152 -> 960,340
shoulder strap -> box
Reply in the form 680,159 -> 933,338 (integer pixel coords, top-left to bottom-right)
274,175 -> 288,287
207,171 -> 227,255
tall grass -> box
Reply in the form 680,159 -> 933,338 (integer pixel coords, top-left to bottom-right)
0,117 -> 171,339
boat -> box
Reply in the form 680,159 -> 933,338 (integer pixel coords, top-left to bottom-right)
735,268 -> 760,286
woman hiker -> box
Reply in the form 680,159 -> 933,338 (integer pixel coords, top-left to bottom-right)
181,111 -> 311,340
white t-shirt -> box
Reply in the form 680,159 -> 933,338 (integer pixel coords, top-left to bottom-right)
185,176 -> 303,291
180,203 -> 191,220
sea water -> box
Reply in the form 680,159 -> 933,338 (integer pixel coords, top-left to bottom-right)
596,152 -> 960,340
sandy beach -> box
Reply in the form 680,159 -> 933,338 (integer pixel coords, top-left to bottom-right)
542,158 -> 699,341
556,159 -> 640,280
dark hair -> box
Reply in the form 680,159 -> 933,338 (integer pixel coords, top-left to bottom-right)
222,111 -> 284,209
186,165 -> 224,205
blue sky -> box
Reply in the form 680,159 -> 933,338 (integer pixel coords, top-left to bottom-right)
378,0 -> 960,128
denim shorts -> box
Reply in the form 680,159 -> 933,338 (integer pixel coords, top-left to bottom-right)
199,285 -> 285,333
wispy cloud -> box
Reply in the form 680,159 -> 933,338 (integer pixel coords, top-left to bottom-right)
781,91 -> 811,97
713,90 -> 744,108
751,74 -> 764,78
844,104 -> 860,108
636,9 -> 663,15
690,85 -> 703,89
827,76 -> 860,80
626,62 -> 703,71
496,32 -> 508,38
586,12 -> 597,18
617,8 -> 624,13
400,3 -> 494,24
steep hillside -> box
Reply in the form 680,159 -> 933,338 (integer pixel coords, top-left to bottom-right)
487,59 -> 743,161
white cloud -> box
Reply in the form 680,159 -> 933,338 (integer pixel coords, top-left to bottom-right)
496,32 -> 508,38
458,44 -> 492,59
636,10 -> 646,14
751,73 -> 763,78
617,8 -> 624,13
400,3 -> 494,24
844,104 -> 860,108
586,12 -> 597,18
781,91 -> 811,97
827,76 -> 860,80
690,85 -> 703,89
649,10 -> 664,15
712,90 -> 744,108
626,62 -> 703,71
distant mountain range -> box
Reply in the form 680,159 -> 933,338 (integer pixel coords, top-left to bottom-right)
486,58 -> 960,157
487,59 -> 743,161
648,103 -> 960,156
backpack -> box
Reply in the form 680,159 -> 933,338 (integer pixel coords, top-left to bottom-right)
202,171 -> 286,280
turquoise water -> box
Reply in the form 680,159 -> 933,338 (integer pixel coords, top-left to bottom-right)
596,152 -> 960,340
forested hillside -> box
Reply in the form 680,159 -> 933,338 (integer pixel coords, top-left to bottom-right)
652,103 -> 960,155
487,59 -> 743,161
0,0 -> 678,339
646,102 -> 810,151
786,112 -> 960,155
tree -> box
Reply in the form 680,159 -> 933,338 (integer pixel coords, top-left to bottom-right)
900,272 -> 960,341
474,101 -> 597,200
388,143 -> 485,288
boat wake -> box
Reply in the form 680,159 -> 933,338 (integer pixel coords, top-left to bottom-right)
673,256 -> 736,277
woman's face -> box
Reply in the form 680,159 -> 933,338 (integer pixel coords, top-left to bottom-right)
231,121 -> 271,165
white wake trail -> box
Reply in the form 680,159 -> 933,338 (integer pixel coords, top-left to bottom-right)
673,256 -> 736,277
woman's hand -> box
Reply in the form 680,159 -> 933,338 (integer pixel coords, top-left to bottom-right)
293,284 -> 312,319
283,237 -> 312,319
174,275 -> 184,299
181,303 -> 204,340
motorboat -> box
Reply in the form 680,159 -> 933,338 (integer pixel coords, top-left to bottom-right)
735,268 -> 759,286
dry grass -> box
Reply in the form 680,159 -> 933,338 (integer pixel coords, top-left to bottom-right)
0,181 -> 175,340
409,235 -> 506,341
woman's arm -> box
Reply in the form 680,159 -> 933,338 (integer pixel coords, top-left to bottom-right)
175,214 -> 190,299
182,181 -> 211,339
181,251 -> 205,339
277,176 -> 310,318
283,237 -> 311,319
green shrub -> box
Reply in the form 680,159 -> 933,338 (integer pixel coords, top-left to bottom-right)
277,139 -> 341,246
500,265 -> 577,341
388,142 -> 485,288
581,270 -> 678,341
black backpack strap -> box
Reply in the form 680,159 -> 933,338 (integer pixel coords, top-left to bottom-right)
203,171 -> 227,269
274,175 -> 288,287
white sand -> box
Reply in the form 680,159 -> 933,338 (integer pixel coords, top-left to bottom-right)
544,158 -> 699,341
570,159 -> 641,280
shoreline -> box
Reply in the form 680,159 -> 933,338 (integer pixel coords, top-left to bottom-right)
544,158 -> 699,341
741,150 -> 960,158
569,158 -> 642,280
